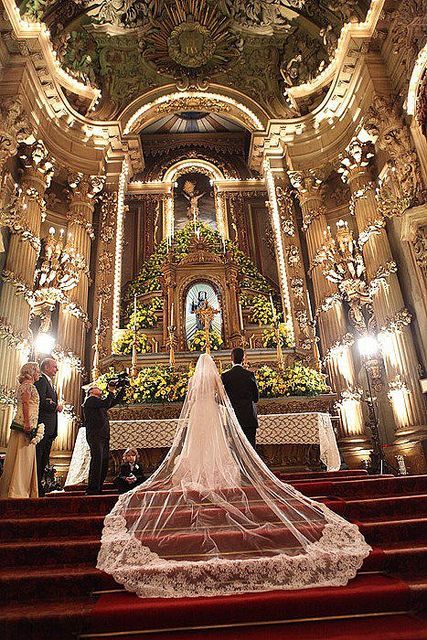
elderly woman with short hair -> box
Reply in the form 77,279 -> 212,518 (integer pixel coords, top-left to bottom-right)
0,362 -> 42,498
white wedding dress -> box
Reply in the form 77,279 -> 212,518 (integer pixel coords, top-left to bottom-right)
97,354 -> 371,598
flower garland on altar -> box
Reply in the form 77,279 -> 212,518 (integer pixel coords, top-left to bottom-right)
96,362 -> 328,405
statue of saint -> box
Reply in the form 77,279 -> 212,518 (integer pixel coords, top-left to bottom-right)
191,290 -> 208,330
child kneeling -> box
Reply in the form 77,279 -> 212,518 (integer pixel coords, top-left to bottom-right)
114,447 -> 145,494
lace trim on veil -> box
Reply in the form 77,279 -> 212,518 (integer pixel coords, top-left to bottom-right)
97,507 -> 370,598
96,355 -> 371,598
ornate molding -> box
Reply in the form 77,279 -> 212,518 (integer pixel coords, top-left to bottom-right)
364,95 -> 424,216
0,192 -> 41,252
369,260 -> 398,296
0,95 -> 33,172
0,317 -> 29,348
1,269 -> 34,302
380,308 -> 412,335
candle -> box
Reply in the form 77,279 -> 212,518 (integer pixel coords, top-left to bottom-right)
133,294 -> 137,330
269,293 -> 275,319
96,301 -> 102,332
238,302 -> 244,331
170,302 -> 174,327
222,237 -> 226,254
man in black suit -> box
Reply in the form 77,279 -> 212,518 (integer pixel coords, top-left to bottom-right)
82,383 -> 126,495
221,347 -> 259,448
35,358 -> 63,496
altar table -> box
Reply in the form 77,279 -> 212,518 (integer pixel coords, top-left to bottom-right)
65,412 -> 340,486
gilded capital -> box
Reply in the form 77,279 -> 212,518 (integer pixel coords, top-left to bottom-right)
289,170 -> 326,231
364,95 -> 424,210
289,170 -> 322,199
338,139 -> 374,183
68,173 -> 105,203
19,141 -> 55,186
0,96 -> 33,173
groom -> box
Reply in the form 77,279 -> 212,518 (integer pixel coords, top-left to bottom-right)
221,347 -> 259,447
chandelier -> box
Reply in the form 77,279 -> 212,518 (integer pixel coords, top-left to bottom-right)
316,219 -> 373,333
33,228 -> 83,332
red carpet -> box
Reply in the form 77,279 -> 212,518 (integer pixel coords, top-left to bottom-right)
0,471 -> 426,640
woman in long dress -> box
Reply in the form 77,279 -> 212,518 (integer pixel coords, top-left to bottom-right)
0,362 -> 41,498
97,354 -> 371,598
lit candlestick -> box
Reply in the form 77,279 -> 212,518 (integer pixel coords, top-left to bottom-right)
170,302 -> 174,327
222,237 -> 226,254
133,294 -> 137,328
238,302 -> 244,331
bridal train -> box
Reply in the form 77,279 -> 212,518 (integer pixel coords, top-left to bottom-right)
97,354 -> 371,598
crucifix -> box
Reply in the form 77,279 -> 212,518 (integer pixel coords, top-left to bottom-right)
195,299 -> 220,355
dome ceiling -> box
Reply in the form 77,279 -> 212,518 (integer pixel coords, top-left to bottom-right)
19,0 -> 371,117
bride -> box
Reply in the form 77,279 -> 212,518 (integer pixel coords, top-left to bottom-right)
97,354 -> 371,598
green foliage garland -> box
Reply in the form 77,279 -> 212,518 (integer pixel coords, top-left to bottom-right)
124,222 -> 274,310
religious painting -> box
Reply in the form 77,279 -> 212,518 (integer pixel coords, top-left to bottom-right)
185,282 -> 222,346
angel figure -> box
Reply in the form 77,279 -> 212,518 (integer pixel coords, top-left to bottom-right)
182,180 -> 205,222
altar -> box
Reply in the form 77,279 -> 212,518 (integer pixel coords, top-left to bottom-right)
65,412 -> 340,486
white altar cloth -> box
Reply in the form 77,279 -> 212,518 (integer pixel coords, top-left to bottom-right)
65,412 -> 340,486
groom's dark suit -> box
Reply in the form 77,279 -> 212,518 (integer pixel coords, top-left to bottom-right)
35,373 -> 59,494
221,364 -> 259,447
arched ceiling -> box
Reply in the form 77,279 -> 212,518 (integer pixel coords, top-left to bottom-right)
17,0 -> 371,118
141,111 -> 246,134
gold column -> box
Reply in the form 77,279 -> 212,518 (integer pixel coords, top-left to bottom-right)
340,139 -> 427,440
290,170 -> 367,452
0,141 -> 54,447
55,174 -> 103,453
264,157 -> 318,363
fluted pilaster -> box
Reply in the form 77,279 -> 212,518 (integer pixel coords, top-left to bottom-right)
264,159 -> 318,364
291,170 -> 367,447
0,141 -> 54,447
341,139 -> 427,439
54,174 -> 103,452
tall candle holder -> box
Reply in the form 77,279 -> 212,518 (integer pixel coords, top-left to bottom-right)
168,325 -> 177,368
273,314 -> 285,371
131,330 -> 138,378
91,302 -> 102,381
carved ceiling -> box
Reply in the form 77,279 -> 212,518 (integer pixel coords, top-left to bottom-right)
16,0 -> 371,118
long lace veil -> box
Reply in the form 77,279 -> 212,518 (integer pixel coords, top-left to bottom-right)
97,354 -> 370,597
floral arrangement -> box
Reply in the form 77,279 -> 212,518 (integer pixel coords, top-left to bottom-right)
112,330 -> 150,355
255,364 -> 328,398
95,361 -> 327,405
262,323 -> 291,349
127,296 -> 163,330
189,330 -> 223,352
